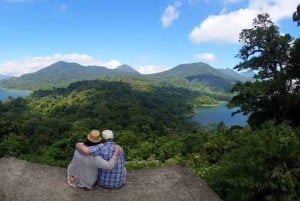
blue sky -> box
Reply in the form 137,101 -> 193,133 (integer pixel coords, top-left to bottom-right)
0,0 -> 299,76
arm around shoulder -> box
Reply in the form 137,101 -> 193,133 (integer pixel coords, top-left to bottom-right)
93,144 -> 120,169
75,142 -> 90,155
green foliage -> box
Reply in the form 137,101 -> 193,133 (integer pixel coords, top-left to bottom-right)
126,155 -> 163,170
1,87 -> 299,201
0,79 -> 202,165
0,133 -> 30,157
229,13 -> 300,127
190,96 -> 221,113
293,4 -> 300,26
203,122 -> 300,201
26,80 -> 199,135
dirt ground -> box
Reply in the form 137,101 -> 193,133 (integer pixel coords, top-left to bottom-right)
0,157 -> 222,201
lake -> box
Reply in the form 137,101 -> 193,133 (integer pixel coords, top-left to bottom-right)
0,88 -> 31,101
187,103 -> 248,126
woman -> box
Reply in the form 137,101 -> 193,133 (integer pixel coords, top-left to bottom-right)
67,129 -> 120,189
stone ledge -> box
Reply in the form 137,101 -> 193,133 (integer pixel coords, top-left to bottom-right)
0,157 -> 222,201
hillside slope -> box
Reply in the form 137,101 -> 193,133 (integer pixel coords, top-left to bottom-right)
0,157 -> 222,201
218,68 -> 251,82
150,62 -> 238,92
0,61 -> 138,90
0,74 -> 12,80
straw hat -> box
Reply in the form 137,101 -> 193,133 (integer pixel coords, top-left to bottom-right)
87,130 -> 101,143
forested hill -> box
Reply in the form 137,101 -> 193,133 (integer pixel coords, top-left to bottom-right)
0,61 -> 139,90
116,64 -> 140,73
0,74 -> 12,80
0,79 -> 202,164
149,62 -> 243,92
0,61 -> 247,92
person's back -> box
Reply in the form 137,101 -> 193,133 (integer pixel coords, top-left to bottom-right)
68,150 -> 105,189
98,140 -> 126,188
88,130 -> 126,189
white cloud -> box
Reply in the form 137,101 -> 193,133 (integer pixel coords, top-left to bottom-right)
249,0 -> 299,22
189,8 -> 255,43
161,1 -> 182,28
189,0 -> 299,44
136,65 -> 170,74
0,53 -> 122,76
194,53 -> 216,63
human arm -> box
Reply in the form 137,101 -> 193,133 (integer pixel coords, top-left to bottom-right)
94,145 -> 120,169
76,142 -> 90,155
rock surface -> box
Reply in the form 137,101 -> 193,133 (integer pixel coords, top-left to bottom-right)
0,157 -> 222,201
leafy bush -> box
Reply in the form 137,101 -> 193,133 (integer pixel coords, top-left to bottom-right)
0,133 -> 30,157
203,122 -> 300,201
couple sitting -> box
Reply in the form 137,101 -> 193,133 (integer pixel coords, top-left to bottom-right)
67,129 -> 126,190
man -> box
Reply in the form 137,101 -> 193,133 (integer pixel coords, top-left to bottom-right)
76,129 -> 126,189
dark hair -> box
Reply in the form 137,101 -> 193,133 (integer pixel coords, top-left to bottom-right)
84,139 -> 102,146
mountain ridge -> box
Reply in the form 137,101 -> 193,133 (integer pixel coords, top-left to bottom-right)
218,68 -> 252,82
116,64 -> 139,73
0,61 -> 246,92
149,62 -> 239,92
0,61 -> 138,90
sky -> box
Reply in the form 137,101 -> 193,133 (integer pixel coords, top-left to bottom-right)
0,0 -> 299,76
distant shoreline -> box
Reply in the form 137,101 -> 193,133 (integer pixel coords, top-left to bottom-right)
0,88 -> 32,101
198,101 -> 227,107
185,102 -> 227,117
0,87 -> 33,93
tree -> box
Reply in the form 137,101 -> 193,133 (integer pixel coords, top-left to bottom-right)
0,133 -> 30,157
228,13 -> 300,127
203,122 -> 300,200
293,4 -> 300,26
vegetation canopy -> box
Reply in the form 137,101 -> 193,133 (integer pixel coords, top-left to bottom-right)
228,13 -> 300,127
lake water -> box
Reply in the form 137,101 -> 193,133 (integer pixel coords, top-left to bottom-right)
0,88 -> 31,101
187,103 -> 248,126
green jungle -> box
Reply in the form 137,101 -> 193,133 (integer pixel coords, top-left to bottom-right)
1,9 -> 300,201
